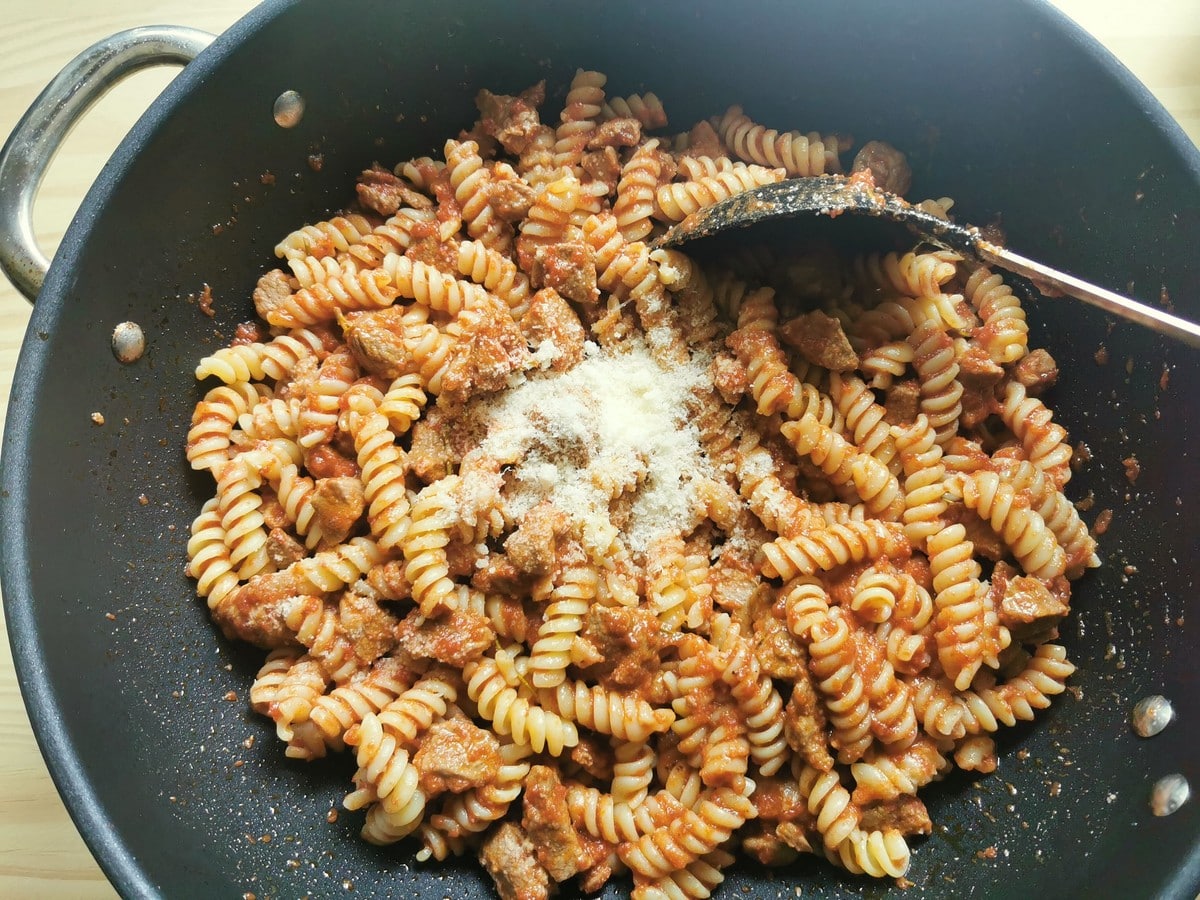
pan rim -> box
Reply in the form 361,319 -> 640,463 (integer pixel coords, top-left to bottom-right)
1,1 -> 1197,898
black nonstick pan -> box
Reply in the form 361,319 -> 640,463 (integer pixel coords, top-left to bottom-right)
1,1 -> 1197,897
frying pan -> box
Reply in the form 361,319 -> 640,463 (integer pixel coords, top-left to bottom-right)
1,1 -> 1197,897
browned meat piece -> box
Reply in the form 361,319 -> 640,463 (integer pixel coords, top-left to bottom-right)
210,585 -> 296,648
709,352 -> 749,406
958,343 -> 1005,386
683,120 -> 724,159
778,310 -> 858,371
784,679 -> 834,772
302,444 -> 359,479
707,551 -> 760,612
471,553 -> 529,598
1013,347 -> 1059,395
859,795 -> 933,836
574,604 -> 665,693
581,146 -> 621,188
439,296 -> 533,405
489,165 -> 538,223
413,717 -> 502,795
232,320 -> 269,346
569,736 -> 615,781
408,406 -> 459,483
338,586 -> 399,664
260,493 -> 290,530
404,235 -> 460,272
266,527 -> 306,570
752,775 -> 807,823
311,477 -> 365,544
445,537 -> 481,579
575,835 -> 616,894
503,501 -> 569,576
588,117 -> 642,149
522,765 -> 586,882
961,513 -> 1005,562
393,606 -> 494,668
774,821 -> 816,855
355,163 -> 433,216
851,140 -> 912,196
959,381 -> 999,430
752,595 -> 808,679
521,288 -> 587,372
991,560 -> 1069,641
532,241 -> 599,305
475,82 -> 546,155
883,378 -> 922,425
252,269 -> 293,323
342,308 -> 412,379
478,822 -> 550,900
742,828 -> 800,866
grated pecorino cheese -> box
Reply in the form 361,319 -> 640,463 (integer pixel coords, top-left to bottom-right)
462,337 -> 719,560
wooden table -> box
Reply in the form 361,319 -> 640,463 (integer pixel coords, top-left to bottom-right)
0,1 -> 1196,896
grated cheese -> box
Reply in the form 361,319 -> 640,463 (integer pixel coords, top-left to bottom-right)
462,337 -> 719,560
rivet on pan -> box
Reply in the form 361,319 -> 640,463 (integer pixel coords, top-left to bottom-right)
273,90 -> 305,128
111,321 -> 145,364
1131,695 -> 1174,738
1150,774 -> 1189,817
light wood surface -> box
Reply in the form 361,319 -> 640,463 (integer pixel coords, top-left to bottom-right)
0,2 -> 1196,897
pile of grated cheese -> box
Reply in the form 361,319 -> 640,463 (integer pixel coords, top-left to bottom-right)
463,337 -> 718,560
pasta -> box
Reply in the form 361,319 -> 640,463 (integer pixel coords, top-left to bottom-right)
185,72 -> 1096,899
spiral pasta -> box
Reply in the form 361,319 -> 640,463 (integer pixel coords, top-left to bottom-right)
186,71 -> 1095,899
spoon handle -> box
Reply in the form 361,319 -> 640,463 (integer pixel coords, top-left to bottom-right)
977,244 -> 1200,349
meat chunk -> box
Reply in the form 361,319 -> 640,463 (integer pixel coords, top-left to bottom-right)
265,527 -> 306,569
992,560 -> 1069,640
574,603 -> 666,693
408,407 -> 457,483
883,378 -> 921,425
252,269 -> 293,323
342,307 -> 413,378
859,795 -> 933,836
710,352 -> 749,405
569,736 -> 615,781
779,310 -> 858,371
682,120 -> 724,159
475,82 -> 547,155
532,241 -> 599,305
413,717 -> 502,795
1013,347 -> 1059,395
355,163 -> 433,216
522,765 -> 587,882
521,288 -> 587,372
302,443 -> 359,480
851,140 -> 912,196
489,164 -> 538,223
587,117 -> 641,149
784,678 -> 834,772
479,823 -> 550,900
366,559 -> 410,600
742,828 -> 800,866
752,596 -> 808,679
393,606 -> 495,668
503,501 -> 570,576
751,775 -> 807,824
311,477 -> 365,544
580,146 -> 622,188
338,586 -> 399,664
439,296 -> 533,405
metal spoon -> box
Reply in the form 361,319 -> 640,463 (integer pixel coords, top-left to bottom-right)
655,176 -> 1200,349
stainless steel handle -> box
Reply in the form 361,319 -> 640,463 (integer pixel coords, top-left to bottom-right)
0,25 -> 215,302
977,244 -> 1200,350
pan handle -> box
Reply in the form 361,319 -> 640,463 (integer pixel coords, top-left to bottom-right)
0,26 -> 215,303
